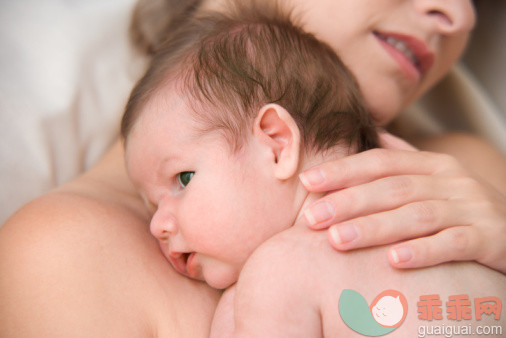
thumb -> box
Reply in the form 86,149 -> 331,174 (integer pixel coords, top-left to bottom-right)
378,130 -> 418,151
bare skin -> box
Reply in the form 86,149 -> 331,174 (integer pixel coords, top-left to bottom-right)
301,132 -> 506,273
0,133 -> 504,336
232,223 -> 505,337
0,141 -> 221,337
1,0 -> 505,336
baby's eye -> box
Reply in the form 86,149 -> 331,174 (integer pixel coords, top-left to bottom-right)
177,171 -> 194,189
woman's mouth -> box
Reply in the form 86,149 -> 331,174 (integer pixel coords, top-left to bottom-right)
374,31 -> 434,82
381,35 -> 419,65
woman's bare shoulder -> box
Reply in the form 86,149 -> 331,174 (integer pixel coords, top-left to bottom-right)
0,189 -> 153,336
414,132 -> 506,192
0,143 -> 220,337
414,132 -> 503,158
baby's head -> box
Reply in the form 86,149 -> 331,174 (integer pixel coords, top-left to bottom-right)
123,6 -> 378,289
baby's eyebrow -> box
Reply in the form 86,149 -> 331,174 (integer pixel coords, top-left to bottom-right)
156,155 -> 179,178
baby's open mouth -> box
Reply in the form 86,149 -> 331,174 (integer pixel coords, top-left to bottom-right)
168,251 -> 191,276
168,251 -> 202,281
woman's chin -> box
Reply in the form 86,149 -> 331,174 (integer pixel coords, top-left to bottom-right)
364,92 -> 409,126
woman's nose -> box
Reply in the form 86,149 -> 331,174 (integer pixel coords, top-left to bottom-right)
149,202 -> 177,241
415,0 -> 476,35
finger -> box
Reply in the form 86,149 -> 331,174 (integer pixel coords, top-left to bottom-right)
303,174 -> 457,229
326,199 -> 472,250
378,130 -> 418,151
299,148 -> 457,193
386,226 -> 480,269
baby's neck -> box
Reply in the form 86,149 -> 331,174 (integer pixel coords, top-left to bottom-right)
293,189 -> 325,228
291,148 -> 348,228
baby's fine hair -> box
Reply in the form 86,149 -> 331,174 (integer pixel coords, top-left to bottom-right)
121,1 -> 379,153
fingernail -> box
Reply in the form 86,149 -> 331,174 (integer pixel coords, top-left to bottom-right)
299,168 -> 325,187
303,201 -> 334,226
329,224 -> 358,245
390,247 -> 413,264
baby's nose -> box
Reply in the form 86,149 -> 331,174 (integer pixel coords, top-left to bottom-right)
150,209 -> 177,241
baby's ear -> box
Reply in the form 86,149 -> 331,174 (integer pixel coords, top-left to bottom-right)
253,104 -> 300,180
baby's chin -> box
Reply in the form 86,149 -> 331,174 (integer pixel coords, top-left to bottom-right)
203,266 -> 240,290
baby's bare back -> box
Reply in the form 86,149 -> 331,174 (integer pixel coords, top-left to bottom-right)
235,224 -> 505,337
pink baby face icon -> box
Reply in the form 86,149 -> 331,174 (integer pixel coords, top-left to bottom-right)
370,290 -> 408,328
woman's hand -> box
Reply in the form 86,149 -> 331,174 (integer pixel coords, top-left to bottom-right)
299,132 -> 506,274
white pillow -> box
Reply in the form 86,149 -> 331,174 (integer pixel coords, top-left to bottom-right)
0,0 -> 142,223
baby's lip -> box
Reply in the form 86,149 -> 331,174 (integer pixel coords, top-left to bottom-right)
186,252 -> 203,280
168,251 -> 203,281
168,251 -> 190,276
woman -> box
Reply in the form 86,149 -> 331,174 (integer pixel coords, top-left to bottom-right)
285,0 -> 506,273
0,0 -> 504,336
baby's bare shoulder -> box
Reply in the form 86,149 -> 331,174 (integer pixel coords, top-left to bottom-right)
238,226 -> 506,336
234,227 -> 328,336
239,225 -> 332,288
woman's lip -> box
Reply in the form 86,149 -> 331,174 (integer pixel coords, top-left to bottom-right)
374,31 -> 435,82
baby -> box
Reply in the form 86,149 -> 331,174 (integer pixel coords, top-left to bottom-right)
122,6 -> 505,337
123,5 -> 377,285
